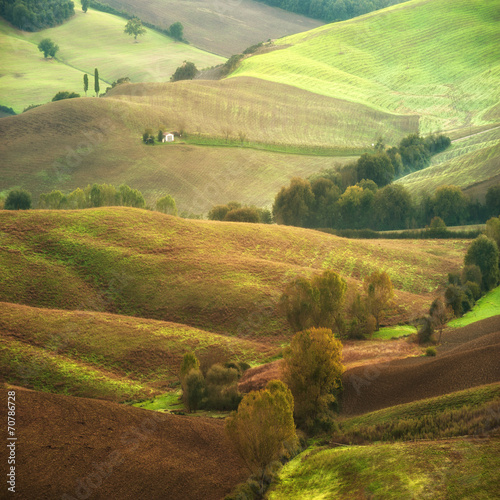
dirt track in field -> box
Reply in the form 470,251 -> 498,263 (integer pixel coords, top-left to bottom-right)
341,316 -> 500,415
0,387 -> 248,500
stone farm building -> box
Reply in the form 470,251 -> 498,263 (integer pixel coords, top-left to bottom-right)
162,133 -> 175,142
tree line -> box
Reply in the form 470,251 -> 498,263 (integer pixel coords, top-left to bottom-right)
272,133 -> 500,231
254,0 -> 406,23
1,184 -> 177,215
0,0 -> 74,31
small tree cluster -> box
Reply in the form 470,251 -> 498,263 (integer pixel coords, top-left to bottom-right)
38,38 -> 59,58
142,128 -> 155,145
1,0 -> 74,30
208,201 -> 272,224
156,195 -> 177,216
283,327 -> 344,430
52,91 -> 80,101
170,61 -> 198,82
179,353 -> 249,412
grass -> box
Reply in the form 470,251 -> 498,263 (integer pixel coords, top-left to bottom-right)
231,0 -> 500,135
373,324 -> 417,340
334,383 -> 500,444
0,208 -> 470,337
98,0 -> 323,57
268,439 -> 500,499
0,1 -> 225,113
448,286 -> 500,328
0,301 -> 274,401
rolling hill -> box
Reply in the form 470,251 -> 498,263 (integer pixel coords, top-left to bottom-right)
0,208 -> 469,337
231,0 -> 500,134
0,1 -> 225,113
98,0 -> 323,56
0,301 -> 275,401
0,385 -> 249,499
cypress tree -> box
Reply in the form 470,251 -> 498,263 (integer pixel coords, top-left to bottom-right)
94,68 -> 100,97
83,74 -> 88,96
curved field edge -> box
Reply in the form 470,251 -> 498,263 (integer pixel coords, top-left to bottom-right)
267,439 -> 500,500
447,286 -> 500,328
0,302 -> 275,402
0,208 -> 469,336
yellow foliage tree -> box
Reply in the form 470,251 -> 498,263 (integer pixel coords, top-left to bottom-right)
283,327 -> 344,427
225,380 -> 297,477
364,270 -> 394,331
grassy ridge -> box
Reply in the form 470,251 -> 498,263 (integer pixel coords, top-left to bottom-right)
0,302 -> 274,401
232,0 -> 500,133
0,1 -> 225,113
0,208 -> 469,336
268,439 -> 500,499
448,286 -> 500,328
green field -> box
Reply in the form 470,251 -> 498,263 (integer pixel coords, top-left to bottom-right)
99,0 -> 323,56
448,286 -> 500,328
0,208 -> 469,336
0,1 -> 225,113
231,0 -> 500,134
268,439 -> 500,499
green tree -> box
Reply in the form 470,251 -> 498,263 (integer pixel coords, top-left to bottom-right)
225,380 -> 296,484
485,216 -> 500,250
38,38 -> 59,58
82,0 -> 89,12
485,184 -> 500,218
184,370 -> 206,412
39,190 -> 67,209
4,189 -> 32,210
224,207 -> 260,223
431,185 -> 468,226
310,177 -> 340,228
94,68 -> 100,97
156,195 -> 177,215
338,185 -> 374,229
170,61 -> 198,82
273,177 -> 315,227
283,327 -> 344,427
83,74 -> 88,96
52,91 -> 80,101
429,297 -> 450,343
169,21 -> 184,41
372,184 -> 412,230
179,352 -> 200,379
364,270 -> 394,331
118,184 -> 145,208
464,235 -> 499,291
124,17 -> 146,41
356,152 -> 394,187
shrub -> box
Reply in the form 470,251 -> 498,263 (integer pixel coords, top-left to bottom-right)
184,369 -> 205,412
224,207 -> 260,223
52,91 -> 80,101
464,235 -> 500,291
4,189 -> 32,210
417,315 -> 434,344
170,61 -> 198,82
425,346 -> 437,356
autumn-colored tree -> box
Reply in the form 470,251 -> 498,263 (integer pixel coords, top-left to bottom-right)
429,297 -> 451,343
179,352 -> 200,379
283,328 -> 344,427
280,270 -> 346,333
364,270 -> 394,330
179,352 -> 202,410
225,380 -> 297,486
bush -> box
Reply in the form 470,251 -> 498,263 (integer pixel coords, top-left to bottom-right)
170,61 -> 198,82
464,235 -> 500,291
425,346 -> 437,356
4,189 -> 32,210
224,207 -> 260,223
52,91 -> 80,101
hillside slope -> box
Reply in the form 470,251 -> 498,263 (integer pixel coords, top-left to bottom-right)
0,386 -> 248,499
0,2 -> 225,113
0,208 -> 469,337
231,0 -> 500,134
0,302 -> 275,401
99,0 -> 323,56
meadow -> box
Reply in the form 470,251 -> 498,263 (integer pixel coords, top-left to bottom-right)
0,1 -> 225,113
231,0 -> 500,134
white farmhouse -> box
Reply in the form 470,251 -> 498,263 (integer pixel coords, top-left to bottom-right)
162,133 -> 175,142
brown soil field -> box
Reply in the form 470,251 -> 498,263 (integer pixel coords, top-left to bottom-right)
342,316 -> 500,415
0,386 -> 247,499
